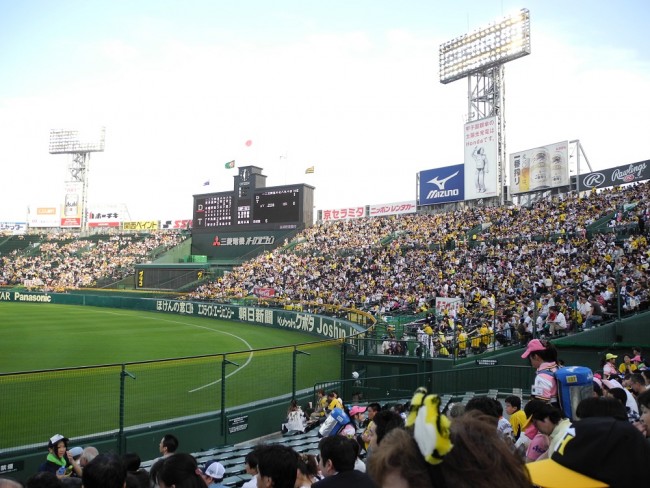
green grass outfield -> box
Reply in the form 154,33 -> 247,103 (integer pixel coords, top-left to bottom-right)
0,302 -> 341,449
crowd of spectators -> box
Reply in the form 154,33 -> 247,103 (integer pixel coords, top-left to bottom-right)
0,231 -> 187,289
188,183 -> 650,354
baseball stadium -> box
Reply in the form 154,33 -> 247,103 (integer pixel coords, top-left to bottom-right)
2,4 -> 650,488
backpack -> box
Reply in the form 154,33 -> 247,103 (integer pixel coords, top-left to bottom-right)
537,366 -> 593,420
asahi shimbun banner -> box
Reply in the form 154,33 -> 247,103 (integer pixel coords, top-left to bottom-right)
61,182 -> 82,228
509,141 -> 569,195
464,116 -> 499,200
578,160 -> 650,191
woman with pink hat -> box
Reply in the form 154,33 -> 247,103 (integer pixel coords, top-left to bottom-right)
522,339 -> 559,407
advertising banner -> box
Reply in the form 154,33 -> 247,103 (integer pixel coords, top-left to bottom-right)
464,117 -> 499,200
123,221 -> 159,231
87,204 -> 127,228
321,206 -> 365,222
29,207 -> 59,228
578,160 -> 650,191
0,222 -> 27,234
161,219 -> 193,229
61,182 -> 82,228
435,297 -> 462,318
418,164 -> 464,205
368,201 -> 417,217
0,291 -> 367,339
509,141 -> 569,194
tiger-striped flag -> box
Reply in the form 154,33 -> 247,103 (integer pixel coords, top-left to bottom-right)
305,166 -> 315,174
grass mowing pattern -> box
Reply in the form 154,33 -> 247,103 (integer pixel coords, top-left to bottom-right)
0,303 -> 342,449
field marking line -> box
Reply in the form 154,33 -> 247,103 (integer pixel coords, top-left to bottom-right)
99,311 -> 254,393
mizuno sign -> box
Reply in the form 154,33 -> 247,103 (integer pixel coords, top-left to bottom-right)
419,164 -> 464,205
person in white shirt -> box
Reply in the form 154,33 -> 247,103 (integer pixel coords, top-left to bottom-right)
546,306 -> 567,336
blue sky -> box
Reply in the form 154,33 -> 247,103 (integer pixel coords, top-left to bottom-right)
1,0 -> 649,221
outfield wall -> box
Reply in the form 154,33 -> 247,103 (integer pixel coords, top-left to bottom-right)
0,290 -> 369,339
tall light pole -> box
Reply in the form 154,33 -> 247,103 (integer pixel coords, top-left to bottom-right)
49,127 -> 106,232
439,9 -> 531,205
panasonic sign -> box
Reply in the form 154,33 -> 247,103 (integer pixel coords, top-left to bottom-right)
419,164 -> 465,205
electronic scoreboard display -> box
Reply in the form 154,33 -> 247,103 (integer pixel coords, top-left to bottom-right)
252,188 -> 300,224
193,166 -> 313,231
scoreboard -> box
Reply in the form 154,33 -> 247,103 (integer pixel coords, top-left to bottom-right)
193,166 -> 314,231
135,264 -> 209,290
253,188 -> 300,224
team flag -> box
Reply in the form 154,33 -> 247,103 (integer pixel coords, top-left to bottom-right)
203,180 -> 210,186
305,166 -> 315,174
225,160 -> 235,169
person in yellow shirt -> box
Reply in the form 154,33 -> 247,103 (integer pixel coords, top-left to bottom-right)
457,327 -> 468,356
504,395 -> 527,441
618,354 -> 638,375
479,323 -> 491,347
326,391 -> 343,413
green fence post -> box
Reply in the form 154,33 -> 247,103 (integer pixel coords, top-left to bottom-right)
292,347 -> 310,400
221,356 -> 240,444
119,365 -> 136,455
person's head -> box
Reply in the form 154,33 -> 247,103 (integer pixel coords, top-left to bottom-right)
632,346 -> 643,357
526,417 -> 650,487
504,395 -> 522,416
159,435 -> 179,456
447,403 -> 465,419
318,436 -> 357,476
531,404 -> 564,435
26,472 -> 61,488
199,460 -> 225,485
368,412 -> 531,488
47,435 -> 69,459
121,453 -> 141,473
367,403 -> 381,420
643,369 -> 650,385
156,454 -> 204,488
349,405 -> 367,422
521,339 -> 558,368
630,372 -> 646,394
243,449 -> 259,476
575,396 -> 627,421
297,453 -> 319,480
82,453 -> 127,488
255,445 -> 299,488
605,352 -> 618,364
606,387 -> 628,408
80,447 -> 99,468
371,409 -> 404,449
465,397 -> 501,422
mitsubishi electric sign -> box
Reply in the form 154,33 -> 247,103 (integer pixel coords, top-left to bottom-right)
418,164 -> 465,205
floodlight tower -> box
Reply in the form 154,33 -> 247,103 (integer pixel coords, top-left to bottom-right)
49,127 -> 106,231
439,9 -> 531,204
